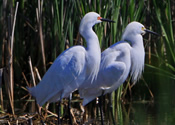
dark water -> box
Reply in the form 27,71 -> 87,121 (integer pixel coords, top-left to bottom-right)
117,77 -> 175,125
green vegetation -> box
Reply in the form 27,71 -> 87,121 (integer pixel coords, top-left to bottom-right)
0,0 -> 174,124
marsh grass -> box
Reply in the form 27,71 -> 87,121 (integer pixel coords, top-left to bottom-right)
145,0 -> 175,79
0,0 -> 174,124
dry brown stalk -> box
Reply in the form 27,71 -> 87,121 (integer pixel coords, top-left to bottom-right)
0,68 -> 4,111
36,0 -> 46,73
3,2 -> 19,115
28,56 -> 36,86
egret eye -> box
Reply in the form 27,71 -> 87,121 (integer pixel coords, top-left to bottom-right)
97,16 -> 102,20
141,27 -> 145,31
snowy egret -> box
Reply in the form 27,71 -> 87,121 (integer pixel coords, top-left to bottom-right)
27,12 -> 114,107
78,21 -> 159,124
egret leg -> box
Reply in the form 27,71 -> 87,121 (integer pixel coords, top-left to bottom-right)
57,93 -> 63,125
68,94 -> 73,125
109,93 -> 116,125
57,101 -> 61,125
99,90 -> 104,125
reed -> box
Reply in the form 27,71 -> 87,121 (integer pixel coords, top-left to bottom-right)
146,0 -> 175,79
0,0 -> 174,124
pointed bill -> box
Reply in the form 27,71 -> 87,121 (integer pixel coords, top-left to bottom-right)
100,18 -> 115,23
97,17 -> 115,23
145,29 -> 160,36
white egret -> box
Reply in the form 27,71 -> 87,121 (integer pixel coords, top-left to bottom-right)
78,21 -> 159,124
27,12 -> 114,123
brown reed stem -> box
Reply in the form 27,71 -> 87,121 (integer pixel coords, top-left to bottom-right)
34,67 -> 41,81
5,2 -> 19,115
28,56 -> 36,86
36,0 -> 46,73
0,68 -> 4,111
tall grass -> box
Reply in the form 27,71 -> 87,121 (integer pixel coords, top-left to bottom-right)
145,0 -> 175,79
0,0 -> 174,124
108,0 -> 146,121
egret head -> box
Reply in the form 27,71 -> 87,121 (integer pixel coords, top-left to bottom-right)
122,21 -> 159,41
79,12 -> 114,37
121,22 -> 145,40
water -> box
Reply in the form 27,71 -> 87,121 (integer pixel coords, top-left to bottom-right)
117,77 -> 175,125
124,100 -> 175,125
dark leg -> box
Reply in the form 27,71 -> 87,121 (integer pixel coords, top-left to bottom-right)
68,94 -> 73,125
109,93 -> 116,125
57,101 -> 61,125
99,90 -> 104,125
57,92 -> 64,125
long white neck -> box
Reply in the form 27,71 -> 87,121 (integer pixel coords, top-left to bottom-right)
81,28 -> 101,83
130,35 -> 145,82
85,28 -> 100,53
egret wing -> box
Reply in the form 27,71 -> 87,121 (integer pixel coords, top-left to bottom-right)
100,42 -> 131,94
28,46 -> 86,106
79,42 -> 131,105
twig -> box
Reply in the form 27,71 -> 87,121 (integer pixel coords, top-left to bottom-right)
0,68 -> 4,111
41,107 -> 58,117
20,93 -> 29,100
21,96 -> 32,112
28,56 -> 36,86
122,77 -> 131,98
10,2 -> 18,53
34,67 -> 41,81
141,77 -> 154,99
22,72 -> 30,87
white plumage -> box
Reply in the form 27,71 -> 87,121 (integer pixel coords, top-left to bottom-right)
79,21 -> 158,106
27,12 -> 114,106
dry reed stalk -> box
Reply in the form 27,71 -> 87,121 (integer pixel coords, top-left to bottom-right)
0,68 -> 4,111
28,56 -> 39,113
1,0 -> 7,112
22,72 -> 30,87
34,67 -> 41,81
3,2 -> 19,115
28,58 -> 43,116
141,78 -> 154,99
28,56 -> 36,86
9,2 -> 19,115
36,0 -> 46,73
41,106 -> 58,117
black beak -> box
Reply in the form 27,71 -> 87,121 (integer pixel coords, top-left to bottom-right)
144,29 -> 160,36
100,18 -> 115,23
